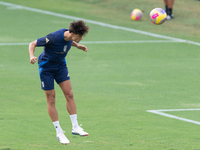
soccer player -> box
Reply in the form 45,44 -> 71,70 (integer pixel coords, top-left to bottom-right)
164,0 -> 175,20
29,20 -> 89,145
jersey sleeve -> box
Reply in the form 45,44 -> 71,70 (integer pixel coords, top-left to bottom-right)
36,33 -> 55,47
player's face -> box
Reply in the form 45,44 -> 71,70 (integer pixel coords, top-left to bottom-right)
72,34 -> 83,43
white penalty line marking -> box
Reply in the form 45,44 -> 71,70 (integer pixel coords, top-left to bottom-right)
0,40 -> 182,46
147,108 -> 200,125
0,1 -> 200,47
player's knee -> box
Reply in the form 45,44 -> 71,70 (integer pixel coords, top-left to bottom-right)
46,93 -> 56,106
65,90 -> 74,99
47,99 -> 56,107
49,102 -> 55,108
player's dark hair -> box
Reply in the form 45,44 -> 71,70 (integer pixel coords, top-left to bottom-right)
69,20 -> 89,36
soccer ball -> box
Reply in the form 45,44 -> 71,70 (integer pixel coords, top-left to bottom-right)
149,8 -> 167,25
130,9 -> 143,21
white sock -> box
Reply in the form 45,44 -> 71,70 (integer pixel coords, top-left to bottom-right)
53,121 -> 63,135
70,114 -> 78,129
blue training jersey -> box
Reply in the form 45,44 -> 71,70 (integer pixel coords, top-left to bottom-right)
37,28 -> 73,67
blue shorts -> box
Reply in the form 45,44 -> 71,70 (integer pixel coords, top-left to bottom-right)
39,63 -> 70,90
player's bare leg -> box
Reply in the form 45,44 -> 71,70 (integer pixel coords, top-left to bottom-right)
59,80 -> 76,115
164,0 -> 174,19
59,80 -> 89,136
45,90 -> 58,122
163,0 -> 168,6
45,90 -> 70,144
168,0 -> 174,9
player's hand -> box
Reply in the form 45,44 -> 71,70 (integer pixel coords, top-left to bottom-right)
77,44 -> 88,52
30,56 -> 37,64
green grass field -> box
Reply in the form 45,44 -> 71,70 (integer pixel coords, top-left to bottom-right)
1,0 -> 200,149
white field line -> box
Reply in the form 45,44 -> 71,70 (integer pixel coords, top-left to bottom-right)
0,40 -> 182,46
81,40 -> 181,44
0,43 -> 30,46
0,1 -> 200,47
147,108 -> 200,125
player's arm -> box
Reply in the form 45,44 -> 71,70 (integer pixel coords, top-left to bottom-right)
29,40 -> 37,64
72,41 -> 88,52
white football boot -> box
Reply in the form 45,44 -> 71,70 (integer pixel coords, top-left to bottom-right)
166,15 -> 172,20
166,14 -> 174,20
72,125 -> 89,136
57,131 -> 70,145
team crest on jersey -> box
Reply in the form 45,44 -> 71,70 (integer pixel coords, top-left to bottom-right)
63,45 -> 68,52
